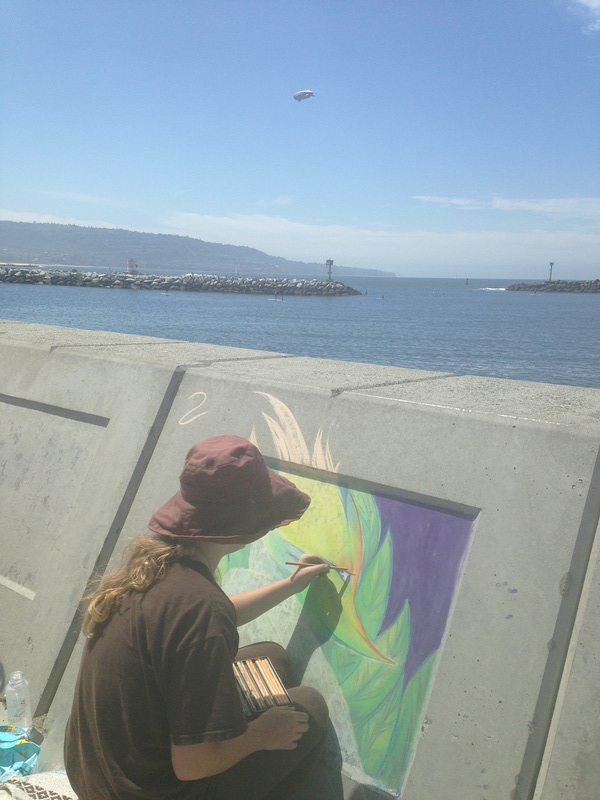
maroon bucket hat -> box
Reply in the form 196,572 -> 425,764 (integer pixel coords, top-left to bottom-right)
148,435 -> 311,543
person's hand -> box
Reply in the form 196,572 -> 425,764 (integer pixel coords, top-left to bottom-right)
288,554 -> 330,593
251,706 -> 309,750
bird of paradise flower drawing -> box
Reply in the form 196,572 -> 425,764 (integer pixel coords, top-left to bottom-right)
218,391 -> 474,796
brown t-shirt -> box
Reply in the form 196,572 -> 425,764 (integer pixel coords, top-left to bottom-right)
64,559 -> 247,799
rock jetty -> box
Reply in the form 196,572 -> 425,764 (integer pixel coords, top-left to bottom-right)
0,267 -> 362,296
506,279 -> 600,293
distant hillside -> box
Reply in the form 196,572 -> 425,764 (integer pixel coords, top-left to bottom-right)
0,221 -> 393,277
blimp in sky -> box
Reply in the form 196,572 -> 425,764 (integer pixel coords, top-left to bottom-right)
293,88 -> 314,102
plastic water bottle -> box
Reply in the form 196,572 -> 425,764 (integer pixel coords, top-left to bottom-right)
5,670 -> 33,733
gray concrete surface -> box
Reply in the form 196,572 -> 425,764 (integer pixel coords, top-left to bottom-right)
534,518 -> 600,800
1,319 -> 599,800
0,322 -> 292,714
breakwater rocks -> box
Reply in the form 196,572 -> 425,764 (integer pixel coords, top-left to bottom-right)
507,279 -> 600,293
0,267 -> 362,296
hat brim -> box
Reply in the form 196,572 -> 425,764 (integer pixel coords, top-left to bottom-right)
148,466 -> 310,543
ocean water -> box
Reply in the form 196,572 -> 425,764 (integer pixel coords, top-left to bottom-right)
1,275 -> 598,388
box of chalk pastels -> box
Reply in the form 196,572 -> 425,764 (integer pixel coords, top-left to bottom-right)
233,656 -> 293,716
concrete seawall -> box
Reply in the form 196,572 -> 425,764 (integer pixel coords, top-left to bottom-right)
1,319 -> 599,799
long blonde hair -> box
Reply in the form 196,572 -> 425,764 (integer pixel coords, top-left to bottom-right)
82,533 -> 201,638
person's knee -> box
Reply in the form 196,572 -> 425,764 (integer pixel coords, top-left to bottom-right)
236,641 -> 288,665
257,641 -> 288,664
289,685 -> 329,736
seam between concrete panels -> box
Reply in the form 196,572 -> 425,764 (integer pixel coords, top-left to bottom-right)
171,355 -> 296,368
532,513 -> 600,800
0,393 -> 110,426
514,441 -> 600,800
49,342 -> 295,360
48,342 -> 190,350
358,392 -> 573,426
330,372 -> 456,397
34,365 -> 188,717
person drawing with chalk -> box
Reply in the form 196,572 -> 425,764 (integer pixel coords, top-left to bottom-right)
65,435 -> 331,800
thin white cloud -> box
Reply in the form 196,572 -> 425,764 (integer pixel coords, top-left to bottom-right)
491,196 -> 600,215
567,0 -> 600,31
2,208 -> 599,277
256,195 -> 294,208
572,0 -> 600,10
34,190 -> 123,206
0,209 -> 119,227
412,195 -> 600,217
161,211 -> 600,276
412,196 -> 485,209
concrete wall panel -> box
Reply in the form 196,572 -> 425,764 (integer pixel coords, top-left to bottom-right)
113,363 -> 600,798
0,337 -> 185,713
0,321 -> 294,712
534,518 -> 600,800
0,401 -> 105,704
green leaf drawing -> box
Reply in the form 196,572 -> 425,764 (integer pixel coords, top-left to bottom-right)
339,486 -> 360,542
323,598 -> 428,790
325,634 -> 366,686
349,488 -> 382,569
359,667 -> 406,774
355,530 -> 393,645
375,599 -> 411,669
379,651 -> 437,789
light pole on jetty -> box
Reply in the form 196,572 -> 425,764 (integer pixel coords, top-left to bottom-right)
326,259 -> 333,281
548,261 -> 554,282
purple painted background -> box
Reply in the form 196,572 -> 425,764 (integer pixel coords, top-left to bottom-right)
376,497 -> 475,686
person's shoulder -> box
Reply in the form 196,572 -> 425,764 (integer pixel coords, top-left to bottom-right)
161,560 -> 234,622
168,558 -> 213,586
133,560 -> 234,646
159,560 -> 217,602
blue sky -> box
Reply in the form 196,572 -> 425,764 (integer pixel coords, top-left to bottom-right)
2,0 -> 599,278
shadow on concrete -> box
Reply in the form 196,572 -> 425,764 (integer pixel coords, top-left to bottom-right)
288,720 -> 344,800
346,786 -> 396,800
285,578 -> 396,799
286,575 -> 345,683
286,577 -> 346,798
289,725 -> 396,800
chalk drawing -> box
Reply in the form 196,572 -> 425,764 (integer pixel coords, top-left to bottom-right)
0,574 -> 36,601
218,393 -> 475,795
178,392 -> 209,426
